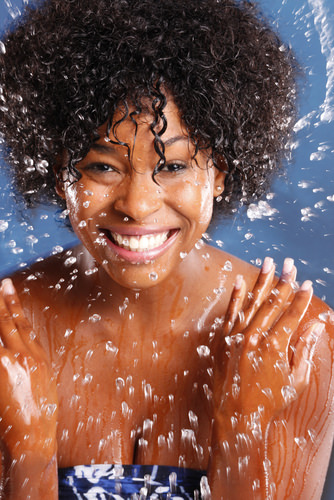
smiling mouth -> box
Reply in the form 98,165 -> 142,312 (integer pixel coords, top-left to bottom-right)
103,230 -> 176,252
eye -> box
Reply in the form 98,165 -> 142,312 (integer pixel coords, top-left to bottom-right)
158,162 -> 187,173
84,162 -> 119,174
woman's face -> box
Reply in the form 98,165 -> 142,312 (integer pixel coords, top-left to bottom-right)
58,98 -> 225,289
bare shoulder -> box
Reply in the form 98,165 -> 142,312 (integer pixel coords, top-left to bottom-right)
5,245 -> 88,312
204,244 -> 260,285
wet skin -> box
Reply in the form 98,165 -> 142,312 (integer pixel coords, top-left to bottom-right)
0,99 -> 334,499
60,100 -> 225,290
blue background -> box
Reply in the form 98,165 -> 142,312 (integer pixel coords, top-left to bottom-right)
0,0 -> 334,496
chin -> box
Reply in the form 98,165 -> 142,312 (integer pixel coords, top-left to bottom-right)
100,260 -> 171,291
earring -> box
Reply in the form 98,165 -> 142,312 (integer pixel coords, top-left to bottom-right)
215,186 -> 223,202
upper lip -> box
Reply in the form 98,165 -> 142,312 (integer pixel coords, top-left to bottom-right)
100,226 -> 178,236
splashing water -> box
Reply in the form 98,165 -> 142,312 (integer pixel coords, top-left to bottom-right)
0,0 -> 333,498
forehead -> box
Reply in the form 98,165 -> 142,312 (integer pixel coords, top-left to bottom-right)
96,97 -> 192,151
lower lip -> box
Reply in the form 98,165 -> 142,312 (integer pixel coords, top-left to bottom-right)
102,230 -> 179,264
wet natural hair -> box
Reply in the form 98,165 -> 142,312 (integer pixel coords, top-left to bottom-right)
0,0 -> 298,217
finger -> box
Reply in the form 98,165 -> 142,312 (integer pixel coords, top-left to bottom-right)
231,257 -> 275,334
0,287 -> 27,352
243,259 -> 297,342
291,322 -> 324,393
1,279 -> 45,362
267,280 -> 313,354
1,279 -> 34,347
223,275 -> 246,336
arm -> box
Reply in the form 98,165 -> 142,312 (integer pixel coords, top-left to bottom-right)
0,279 -> 58,499
209,258 -> 333,499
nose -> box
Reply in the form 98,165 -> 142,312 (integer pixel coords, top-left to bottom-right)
113,172 -> 163,221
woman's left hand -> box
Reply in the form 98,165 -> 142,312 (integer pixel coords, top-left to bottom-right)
213,257 -> 323,427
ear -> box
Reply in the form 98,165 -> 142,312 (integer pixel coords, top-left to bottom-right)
213,157 -> 227,197
53,151 -> 68,200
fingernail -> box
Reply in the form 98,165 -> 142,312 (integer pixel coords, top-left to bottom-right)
300,280 -> 313,291
262,257 -> 274,274
282,258 -> 294,275
1,279 -> 15,295
234,274 -> 243,290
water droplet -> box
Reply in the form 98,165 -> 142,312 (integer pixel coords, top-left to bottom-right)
52,245 -> 64,254
247,351 -> 263,371
238,455 -> 250,474
119,297 -> 129,314
294,436 -> 307,450
308,428 -> 317,443
83,373 -> 93,384
85,267 -> 98,276
64,328 -> 73,338
169,471 -> 177,493
106,341 -> 118,355
45,403 -> 57,417
64,256 -> 77,267
232,383 -> 240,399
121,401 -> 129,417
223,260 -> 232,272
261,387 -> 273,401
83,201 -> 90,208
281,385 -> 297,405
252,479 -> 261,492
89,314 -> 101,323
115,377 -> 125,390
36,160 -> 49,175
11,247 -> 23,254
78,220 -> 87,228
216,239 -> 224,247
59,209 -> 69,219
143,383 -> 152,400
188,410 -> 199,430
247,200 -> 278,221
84,190 -> 93,196
195,239 -> 204,250
197,345 -> 210,357
180,251 -> 188,259
0,220 -> 8,232
149,272 -> 158,281
263,458 -> 272,474
7,239 -> 16,248
95,236 -> 107,245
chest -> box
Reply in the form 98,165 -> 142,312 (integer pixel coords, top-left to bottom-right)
51,319 -> 213,468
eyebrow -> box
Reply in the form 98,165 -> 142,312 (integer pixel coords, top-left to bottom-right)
91,135 -> 189,155
164,135 -> 189,147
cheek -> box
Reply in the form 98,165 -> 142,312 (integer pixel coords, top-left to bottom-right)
65,182 -> 110,223
65,183 -> 81,222
173,174 -> 214,225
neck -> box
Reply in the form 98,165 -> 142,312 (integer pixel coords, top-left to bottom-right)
73,243 -> 215,331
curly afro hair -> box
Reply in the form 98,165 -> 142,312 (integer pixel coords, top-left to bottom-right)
0,0 -> 298,218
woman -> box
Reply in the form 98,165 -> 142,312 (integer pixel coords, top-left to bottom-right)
0,0 -> 333,498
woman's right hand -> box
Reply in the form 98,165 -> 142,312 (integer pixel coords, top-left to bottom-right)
0,278 -> 58,462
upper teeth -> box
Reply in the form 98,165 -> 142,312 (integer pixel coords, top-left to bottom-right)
110,231 -> 169,251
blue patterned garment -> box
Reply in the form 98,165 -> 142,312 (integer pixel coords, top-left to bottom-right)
58,464 -> 206,499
